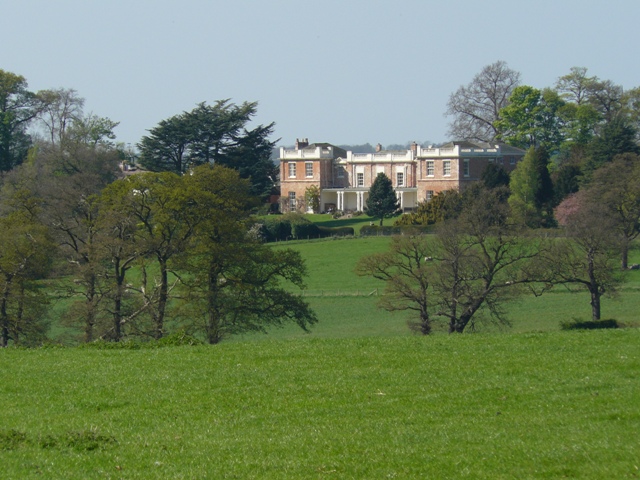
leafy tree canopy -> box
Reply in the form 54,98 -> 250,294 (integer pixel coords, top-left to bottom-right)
0,70 -> 43,172
495,86 -> 565,151
138,100 -> 278,199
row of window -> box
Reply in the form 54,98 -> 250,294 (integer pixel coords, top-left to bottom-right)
288,162 -> 406,187
356,172 -> 406,187
288,162 -> 315,178
288,158 -> 506,181
424,159 -> 469,178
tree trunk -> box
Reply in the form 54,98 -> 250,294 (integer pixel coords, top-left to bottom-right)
206,269 -> 222,344
155,256 -> 168,340
84,273 -> 97,343
590,288 -> 601,321
419,306 -> 431,335
1,276 -> 13,347
113,287 -> 122,341
621,241 -> 629,270
112,259 -> 125,341
587,252 -> 601,320
449,321 -> 465,333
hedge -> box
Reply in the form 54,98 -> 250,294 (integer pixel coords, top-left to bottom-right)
360,225 -> 435,237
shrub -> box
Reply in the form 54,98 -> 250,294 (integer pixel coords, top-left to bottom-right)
292,221 -> 321,239
79,340 -> 142,350
78,333 -> 203,349
360,225 -> 401,236
318,226 -> 354,237
560,319 -> 620,330
360,225 -> 434,237
156,331 -> 203,347
258,216 -> 292,242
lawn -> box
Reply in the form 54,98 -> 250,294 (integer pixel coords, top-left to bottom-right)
1,331 -> 638,478
3,228 -> 640,478
260,235 -> 640,340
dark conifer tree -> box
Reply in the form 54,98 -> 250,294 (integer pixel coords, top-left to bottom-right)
366,173 -> 400,226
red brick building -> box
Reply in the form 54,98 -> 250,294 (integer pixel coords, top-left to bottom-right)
279,139 -> 525,213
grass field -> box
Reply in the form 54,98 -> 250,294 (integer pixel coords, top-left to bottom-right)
3,225 -> 640,478
1,331 -> 639,479
241,235 -> 640,341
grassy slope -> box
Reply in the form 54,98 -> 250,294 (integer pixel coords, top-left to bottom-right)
4,224 -> 640,478
1,332 -> 638,479
239,235 -> 640,342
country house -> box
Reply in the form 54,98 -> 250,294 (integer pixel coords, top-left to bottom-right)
279,139 -> 526,213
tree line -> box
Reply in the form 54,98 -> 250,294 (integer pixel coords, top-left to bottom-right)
358,61 -> 640,333
360,183 -> 622,334
2,62 -> 638,343
446,62 -> 640,222
0,69 -> 314,346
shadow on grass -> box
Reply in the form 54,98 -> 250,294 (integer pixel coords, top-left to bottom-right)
308,214 -> 402,234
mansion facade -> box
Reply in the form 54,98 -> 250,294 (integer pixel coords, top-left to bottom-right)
279,139 -> 526,213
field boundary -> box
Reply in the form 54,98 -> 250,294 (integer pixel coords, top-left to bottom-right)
300,289 -> 379,297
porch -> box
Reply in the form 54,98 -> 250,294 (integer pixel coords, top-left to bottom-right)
320,188 -> 418,213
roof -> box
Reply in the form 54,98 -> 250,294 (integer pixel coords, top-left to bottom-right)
302,143 -> 347,157
441,140 -> 526,155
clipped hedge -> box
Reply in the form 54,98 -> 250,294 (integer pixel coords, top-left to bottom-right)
318,226 -> 354,237
560,319 -> 620,330
292,222 -> 321,239
257,215 -> 355,241
360,225 -> 435,237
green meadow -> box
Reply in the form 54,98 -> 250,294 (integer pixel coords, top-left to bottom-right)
1,229 -> 640,478
1,332 -> 638,478
238,234 -> 640,341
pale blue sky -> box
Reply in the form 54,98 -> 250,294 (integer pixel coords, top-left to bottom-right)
2,0 -> 639,148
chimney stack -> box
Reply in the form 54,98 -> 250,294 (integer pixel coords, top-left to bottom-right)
375,143 -> 382,152
295,138 -> 309,149
410,141 -> 418,155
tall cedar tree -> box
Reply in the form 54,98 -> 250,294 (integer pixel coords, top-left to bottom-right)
583,118 -> 640,180
366,173 -> 400,226
138,100 -> 278,199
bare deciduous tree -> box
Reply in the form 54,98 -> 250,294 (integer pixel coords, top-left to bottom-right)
357,188 -> 550,334
446,61 -> 520,142
355,235 -> 434,334
546,201 -> 621,321
37,88 -> 85,145
587,153 -> 640,269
